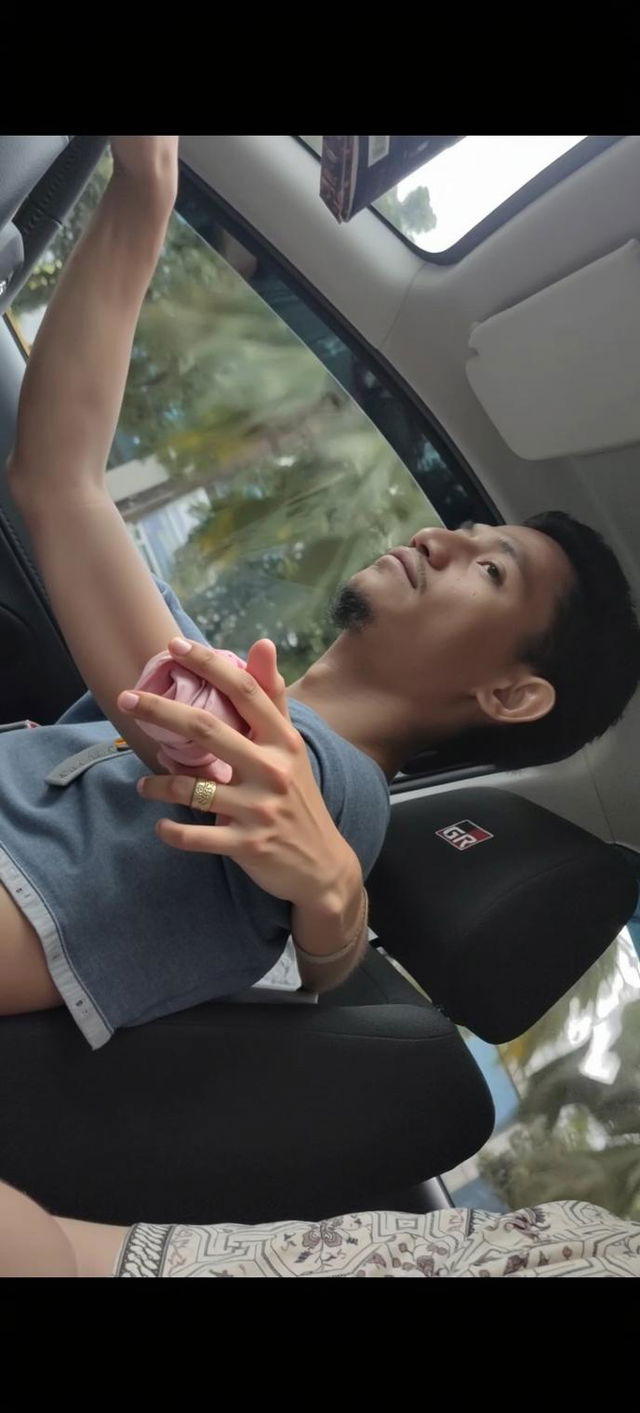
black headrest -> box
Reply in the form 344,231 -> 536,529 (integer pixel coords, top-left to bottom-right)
367,786 -> 638,1044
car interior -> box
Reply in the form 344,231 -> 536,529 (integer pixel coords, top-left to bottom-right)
0,134 -> 639,1229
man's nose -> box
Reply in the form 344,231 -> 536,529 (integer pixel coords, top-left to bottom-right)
410,526 -> 471,569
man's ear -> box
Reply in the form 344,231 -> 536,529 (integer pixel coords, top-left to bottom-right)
475,673 -> 556,726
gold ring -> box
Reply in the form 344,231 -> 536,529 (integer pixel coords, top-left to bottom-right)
190,778 -> 218,812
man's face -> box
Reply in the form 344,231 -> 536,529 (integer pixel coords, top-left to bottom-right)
332,521 -> 576,732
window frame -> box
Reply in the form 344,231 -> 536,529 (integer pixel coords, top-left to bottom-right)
296,135 -> 625,264
177,163 -> 499,530
6,160 -> 500,532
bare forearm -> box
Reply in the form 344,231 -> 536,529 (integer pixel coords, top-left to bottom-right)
9,163 -> 175,495
0,1178 -> 123,1277
292,852 -> 369,992
0,1179 -> 78,1277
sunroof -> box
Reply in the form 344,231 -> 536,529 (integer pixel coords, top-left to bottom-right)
300,136 -> 589,255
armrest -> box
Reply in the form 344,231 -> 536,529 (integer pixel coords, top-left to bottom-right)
0,998 -> 493,1225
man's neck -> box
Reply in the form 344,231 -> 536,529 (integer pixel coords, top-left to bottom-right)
286,638 -> 417,781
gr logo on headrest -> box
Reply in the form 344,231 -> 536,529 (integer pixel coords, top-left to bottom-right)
436,820 -> 494,851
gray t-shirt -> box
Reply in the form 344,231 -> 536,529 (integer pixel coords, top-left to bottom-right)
0,581 -> 390,1047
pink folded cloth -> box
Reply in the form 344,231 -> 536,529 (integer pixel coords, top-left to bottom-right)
134,648 -> 249,783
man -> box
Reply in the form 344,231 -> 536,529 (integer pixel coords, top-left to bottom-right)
2,136 -> 639,1046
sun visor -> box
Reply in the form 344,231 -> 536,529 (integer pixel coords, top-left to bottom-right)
466,240 -> 640,460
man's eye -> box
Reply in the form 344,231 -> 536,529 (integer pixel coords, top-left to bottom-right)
481,560 -> 503,584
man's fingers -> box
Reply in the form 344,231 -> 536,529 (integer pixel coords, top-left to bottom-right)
245,639 -> 290,722
138,771 -> 246,819
119,687 -> 263,775
155,816 -> 244,854
168,637 -> 293,740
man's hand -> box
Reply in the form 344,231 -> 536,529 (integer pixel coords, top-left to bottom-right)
119,636 -> 369,988
110,136 -> 179,201
119,636 -> 357,912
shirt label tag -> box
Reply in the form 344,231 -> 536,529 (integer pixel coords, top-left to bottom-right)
46,739 -> 132,786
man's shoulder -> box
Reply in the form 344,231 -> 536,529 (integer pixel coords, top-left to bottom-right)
288,698 -> 386,786
288,699 -> 390,877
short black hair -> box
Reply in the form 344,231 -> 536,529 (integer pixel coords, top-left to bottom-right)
439,511 -> 640,771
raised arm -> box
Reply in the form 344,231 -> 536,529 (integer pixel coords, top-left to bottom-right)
7,137 -> 183,769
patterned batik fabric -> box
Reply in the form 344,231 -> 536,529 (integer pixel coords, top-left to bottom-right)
114,1200 -> 640,1278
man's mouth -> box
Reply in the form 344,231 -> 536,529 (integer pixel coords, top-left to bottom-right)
388,547 -> 421,589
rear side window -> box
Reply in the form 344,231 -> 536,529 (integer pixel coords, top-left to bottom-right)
8,153 -> 493,687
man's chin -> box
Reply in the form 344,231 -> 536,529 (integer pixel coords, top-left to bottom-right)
329,581 -> 374,633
